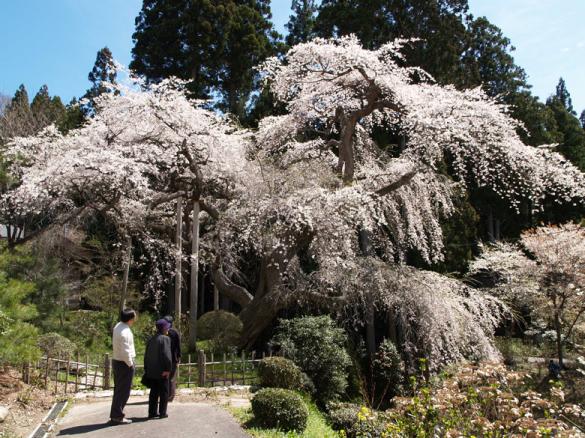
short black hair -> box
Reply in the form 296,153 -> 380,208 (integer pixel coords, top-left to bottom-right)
120,309 -> 136,323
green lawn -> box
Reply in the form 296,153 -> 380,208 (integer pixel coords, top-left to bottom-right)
229,396 -> 339,438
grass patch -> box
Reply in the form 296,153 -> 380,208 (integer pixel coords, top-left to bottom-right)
229,395 -> 339,438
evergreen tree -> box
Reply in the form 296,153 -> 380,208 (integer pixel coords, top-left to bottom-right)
546,81 -> 585,171
580,109 -> 585,129
0,84 -> 36,142
314,0 -> 470,83
31,85 -> 66,129
84,47 -> 118,114
461,17 -> 529,96
286,0 -> 318,46
58,98 -> 86,134
131,0 -> 280,121
554,77 -> 575,115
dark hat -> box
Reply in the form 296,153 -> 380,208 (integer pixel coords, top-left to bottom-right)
163,315 -> 174,325
156,319 -> 171,333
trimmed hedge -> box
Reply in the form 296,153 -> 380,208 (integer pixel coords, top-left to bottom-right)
326,402 -> 361,432
251,388 -> 308,431
258,357 -> 303,390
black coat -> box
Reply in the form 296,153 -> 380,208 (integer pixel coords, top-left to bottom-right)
144,333 -> 172,380
168,328 -> 181,364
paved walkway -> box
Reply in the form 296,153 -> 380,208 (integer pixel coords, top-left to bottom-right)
54,397 -> 249,437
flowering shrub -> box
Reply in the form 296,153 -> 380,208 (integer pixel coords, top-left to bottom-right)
345,362 -> 585,437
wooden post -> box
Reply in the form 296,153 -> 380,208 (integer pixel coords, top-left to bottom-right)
223,353 -> 227,386
65,355 -> 71,394
197,350 -> 206,387
92,356 -> 98,389
187,354 -> 192,388
44,356 -> 50,389
189,200 -> 200,350
175,198 -> 183,323
55,354 -> 60,394
231,353 -> 235,385
210,352 -> 214,386
241,351 -> 246,385
75,351 -> 80,393
104,354 -> 111,390
85,354 -> 89,389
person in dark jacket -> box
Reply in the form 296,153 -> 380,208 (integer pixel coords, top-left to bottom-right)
163,315 -> 181,402
144,319 -> 173,419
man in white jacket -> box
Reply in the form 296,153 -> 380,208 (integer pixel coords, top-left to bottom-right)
109,309 -> 137,424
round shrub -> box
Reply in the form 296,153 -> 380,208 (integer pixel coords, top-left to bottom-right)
258,356 -> 303,390
251,388 -> 308,431
196,310 -> 242,353
38,332 -> 76,357
327,402 -> 361,432
272,315 -> 351,405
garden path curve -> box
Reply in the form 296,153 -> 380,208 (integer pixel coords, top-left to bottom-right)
53,397 -> 249,437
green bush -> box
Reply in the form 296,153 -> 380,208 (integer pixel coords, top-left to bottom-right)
272,316 -> 351,405
0,272 -> 40,365
258,356 -> 303,390
371,339 -> 403,406
326,402 -> 361,432
38,332 -> 76,357
196,310 -> 242,353
251,388 -> 308,431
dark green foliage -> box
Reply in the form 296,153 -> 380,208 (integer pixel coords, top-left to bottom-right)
30,85 -> 66,129
326,402 -> 361,432
58,98 -> 85,133
371,339 -> 403,400
460,16 -> 528,97
272,315 -> 351,404
315,0 -> 470,82
1,84 -> 69,143
131,0 -> 281,121
554,77 -> 575,115
258,356 -> 304,390
580,110 -> 585,129
0,254 -> 40,365
251,388 -> 309,431
434,190 -> 479,274
83,47 -> 118,115
196,310 -> 242,353
546,79 -> 585,171
286,0 -> 318,46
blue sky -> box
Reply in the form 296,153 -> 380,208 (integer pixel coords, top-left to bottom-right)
1,0 -> 583,113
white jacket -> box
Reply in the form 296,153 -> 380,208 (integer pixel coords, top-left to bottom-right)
112,322 -> 136,367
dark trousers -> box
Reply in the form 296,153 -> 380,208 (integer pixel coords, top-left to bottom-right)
169,363 -> 178,401
110,360 -> 134,420
148,378 -> 170,417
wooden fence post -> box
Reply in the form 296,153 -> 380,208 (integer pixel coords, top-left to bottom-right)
187,354 -> 192,388
75,351 -> 80,393
103,354 -> 111,390
197,350 -> 206,387
44,356 -> 50,389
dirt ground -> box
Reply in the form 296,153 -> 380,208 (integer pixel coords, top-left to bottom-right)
0,368 -> 56,438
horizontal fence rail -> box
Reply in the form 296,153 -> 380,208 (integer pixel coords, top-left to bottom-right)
23,350 -> 277,394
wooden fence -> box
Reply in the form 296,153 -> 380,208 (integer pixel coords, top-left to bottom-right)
22,350 -> 274,394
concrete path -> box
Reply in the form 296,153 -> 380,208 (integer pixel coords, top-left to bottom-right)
54,397 -> 249,437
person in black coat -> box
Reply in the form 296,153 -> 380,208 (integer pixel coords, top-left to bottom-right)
163,315 -> 181,401
144,319 -> 173,419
